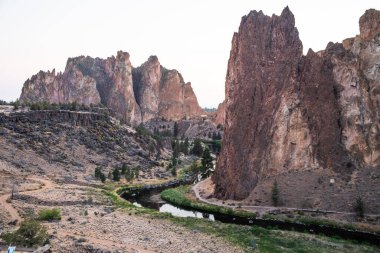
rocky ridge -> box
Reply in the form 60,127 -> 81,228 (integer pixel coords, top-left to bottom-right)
20,52 -> 204,125
212,8 -> 380,213
0,110 -> 169,180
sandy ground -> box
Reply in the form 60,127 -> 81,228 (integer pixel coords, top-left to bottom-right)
0,161 -> 242,253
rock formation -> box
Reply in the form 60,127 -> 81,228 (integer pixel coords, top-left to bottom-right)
212,7 -> 380,213
213,101 -> 226,125
20,52 -> 204,124
133,56 -> 204,122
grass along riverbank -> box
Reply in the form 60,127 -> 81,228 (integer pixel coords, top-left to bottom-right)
163,185 -> 380,235
103,188 -> 380,252
161,185 -> 257,218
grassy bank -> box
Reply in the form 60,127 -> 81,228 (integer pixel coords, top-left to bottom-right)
162,185 -> 380,236
103,188 -> 380,252
161,185 -> 257,218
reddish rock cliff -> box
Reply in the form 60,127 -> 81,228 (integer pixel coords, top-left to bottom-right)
212,8 -> 380,213
20,52 -> 204,124
133,57 -> 204,121
213,101 -> 226,126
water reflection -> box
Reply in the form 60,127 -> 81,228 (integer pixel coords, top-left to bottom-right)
159,203 -> 215,221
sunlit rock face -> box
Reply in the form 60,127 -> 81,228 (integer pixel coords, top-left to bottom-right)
20,52 -> 204,124
212,7 -> 380,213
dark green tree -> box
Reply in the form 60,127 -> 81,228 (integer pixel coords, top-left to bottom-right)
112,168 -> 120,181
121,164 -> 128,175
99,173 -> 106,183
184,138 -> 190,155
173,140 -> 180,158
354,196 -> 365,218
94,166 -> 102,179
1,218 -> 48,247
192,139 -> 204,157
201,148 -> 213,172
173,122 -> 179,138
271,180 -> 279,206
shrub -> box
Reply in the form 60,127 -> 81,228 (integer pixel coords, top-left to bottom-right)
38,208 -> 61,221
1,218 -> 48,247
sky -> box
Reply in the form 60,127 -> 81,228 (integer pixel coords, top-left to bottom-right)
1,0 -> 380,108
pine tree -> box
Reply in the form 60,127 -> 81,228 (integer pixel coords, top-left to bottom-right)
183,138 -> 190,155
271,180 -> 279,206
112,168 -> 120,181
173,122 -> 179,138
192,139 -> 203,157
201,148 -> 213,172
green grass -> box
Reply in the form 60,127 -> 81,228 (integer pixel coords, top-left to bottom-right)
161,185 -> 256,218
102,187 -> 380,253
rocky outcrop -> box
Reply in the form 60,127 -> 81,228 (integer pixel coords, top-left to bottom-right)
133,57 -> 204,122
0,110 -> 108,127
212,7 -> 380,212
213,101 -> 226,125
20,52 -> 204,124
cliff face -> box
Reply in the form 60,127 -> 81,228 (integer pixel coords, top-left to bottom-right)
133,57 -> 204,122
212,8 -> 380,212
20,52 -> 204,124
213,101 -> 226,126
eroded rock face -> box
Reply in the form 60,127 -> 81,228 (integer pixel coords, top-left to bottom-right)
213,101 -> 226,126
212,8 -> 380,212
133,57 -> 204,121
20,52 -> 204,124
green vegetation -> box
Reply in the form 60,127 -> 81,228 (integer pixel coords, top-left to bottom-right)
173,121 -> 179,138
191,138 -> 204,157
201,148 -> 213,173
354,196 -> 365,218
38,208 -> 61,221
112,167 -> 121,181
94,166 -> 106,183
202,139 -> 222,154
271,180 -> 279,206
161,185 -> 255,218
102,188 -> 380,253
1,218 -> 49,247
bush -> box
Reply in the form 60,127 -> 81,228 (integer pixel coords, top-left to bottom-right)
38,208 -> 61,221
1,218 -> 48,247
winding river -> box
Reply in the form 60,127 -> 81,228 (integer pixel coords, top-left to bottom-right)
120,181 -> 380,246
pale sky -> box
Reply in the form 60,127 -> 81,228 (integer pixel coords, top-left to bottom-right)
1,0 -> 379,108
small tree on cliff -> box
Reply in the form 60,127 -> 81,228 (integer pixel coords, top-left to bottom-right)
271,180 -> 279,206
173,122 -> 179,138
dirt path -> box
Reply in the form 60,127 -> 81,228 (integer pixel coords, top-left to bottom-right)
0,176 -> 55,225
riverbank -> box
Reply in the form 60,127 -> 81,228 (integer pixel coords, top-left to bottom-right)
194,178 -> 380,234
159,185 -> 380,251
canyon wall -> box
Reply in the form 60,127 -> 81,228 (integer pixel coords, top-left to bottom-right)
20,52 -> 204,124
212,8 -> 380,213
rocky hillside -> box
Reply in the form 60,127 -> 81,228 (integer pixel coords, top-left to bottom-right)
0,110 -> 168,180
212,8 -> 380,213
20,52 -> 204,125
